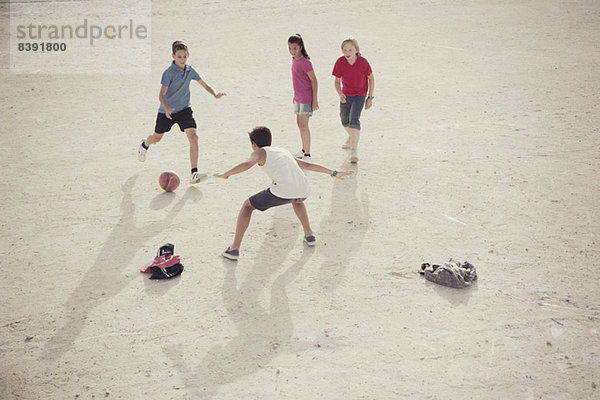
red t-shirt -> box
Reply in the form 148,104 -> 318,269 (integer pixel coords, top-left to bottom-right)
332,56 -> 372,97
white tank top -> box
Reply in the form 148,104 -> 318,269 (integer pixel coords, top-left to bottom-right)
261,147 -> 310,199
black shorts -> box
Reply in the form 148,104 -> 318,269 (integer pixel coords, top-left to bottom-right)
249,188 -> 306,212
154,107 -> 197,134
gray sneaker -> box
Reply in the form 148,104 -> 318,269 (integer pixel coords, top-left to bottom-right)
222,247 -> 239,260
350,149 -> 359,163
137,141 -> 147,162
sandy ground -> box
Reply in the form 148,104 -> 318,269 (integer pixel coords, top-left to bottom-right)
1,0 -> 599,399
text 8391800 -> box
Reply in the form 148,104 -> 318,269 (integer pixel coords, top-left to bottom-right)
18,42 -> 67,52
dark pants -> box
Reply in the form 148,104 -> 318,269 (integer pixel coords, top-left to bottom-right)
340,95 -> 366,130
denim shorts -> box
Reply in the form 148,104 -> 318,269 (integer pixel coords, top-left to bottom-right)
249,188 -> 305,212
154,107 -> 197,133
294,102 -> 313,116
340,95 -> 366,130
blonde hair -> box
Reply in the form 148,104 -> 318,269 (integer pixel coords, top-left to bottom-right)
341,36 -> 361,57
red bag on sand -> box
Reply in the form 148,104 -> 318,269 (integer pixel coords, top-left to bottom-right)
140,243 -> 184,279
140,254 -> 181,273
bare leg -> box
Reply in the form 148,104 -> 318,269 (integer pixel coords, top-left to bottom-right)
185,128 -> 199,170
344,126 -> 360,150
292,202 -> 313,237
296,114 -> 311,155
230,199 -> 255,250
144,132 -> 164,146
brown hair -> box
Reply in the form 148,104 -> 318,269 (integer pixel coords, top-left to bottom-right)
248,126 -> 272,148
172,40 -> 188,54
288,33 -> 310,59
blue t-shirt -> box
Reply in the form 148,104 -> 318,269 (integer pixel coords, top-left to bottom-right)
159,61 -> 201,113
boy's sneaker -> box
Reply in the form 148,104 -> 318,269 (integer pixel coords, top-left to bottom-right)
293,150 -> 305,159
137,141 -> 147,162
222,247 -> 239,260
350,149 -> 359,164
342,137 -> 351,149
303,235 -> 316,246
190,171 -> 208,184
303,154 -> 312,162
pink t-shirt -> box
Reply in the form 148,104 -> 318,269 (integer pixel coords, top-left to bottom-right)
332,56 -> 372,97
291,57 -> 314,104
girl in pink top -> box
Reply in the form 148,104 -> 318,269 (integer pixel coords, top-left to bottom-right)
288,34 -> 319,160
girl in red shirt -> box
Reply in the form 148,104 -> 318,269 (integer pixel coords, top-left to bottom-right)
332,37 -> 374,163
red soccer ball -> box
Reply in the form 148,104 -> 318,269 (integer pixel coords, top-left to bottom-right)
159,171 -> 180,192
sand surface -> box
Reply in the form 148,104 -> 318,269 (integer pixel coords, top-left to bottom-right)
1,1 -> 599,399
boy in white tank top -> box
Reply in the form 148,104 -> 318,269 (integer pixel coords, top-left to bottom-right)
214,126 -> 353,260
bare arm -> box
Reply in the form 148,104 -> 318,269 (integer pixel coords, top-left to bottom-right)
295,158 -> 353,179
158,85 -> 174,118
307,70 -> 319,111
214,148 -> 264,179
197,80 -> 226,99
365,73 -> 375,110
334,77 -> 346,103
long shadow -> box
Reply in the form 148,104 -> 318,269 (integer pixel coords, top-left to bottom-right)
165,215 -> 324,398
41,174 -> 200,359
319,164 -> 370,291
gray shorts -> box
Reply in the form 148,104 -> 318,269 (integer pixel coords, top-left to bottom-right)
249,188 -> 305,212
294,102 -> 313,116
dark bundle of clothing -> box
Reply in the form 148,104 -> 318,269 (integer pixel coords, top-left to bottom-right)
419,259 -> 477,288
140,243 -> 184,279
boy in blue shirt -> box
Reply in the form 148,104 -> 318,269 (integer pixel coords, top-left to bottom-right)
138,41 -> 226,183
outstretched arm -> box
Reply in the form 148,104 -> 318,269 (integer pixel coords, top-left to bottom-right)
295,158 -> 353,179
214,148 -> 264,179
198,80 -> 226,99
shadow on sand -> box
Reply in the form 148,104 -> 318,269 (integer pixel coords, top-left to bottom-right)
41,173 -> 201,360
165,214 -> 337,398
319,164 -> 369,291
